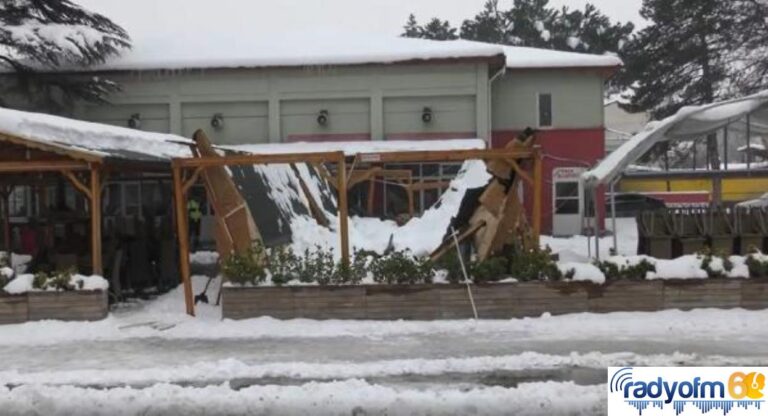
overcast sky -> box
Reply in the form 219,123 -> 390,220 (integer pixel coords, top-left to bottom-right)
77,0 -> 644,42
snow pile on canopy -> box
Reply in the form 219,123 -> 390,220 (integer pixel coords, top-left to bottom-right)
227,138 -> 486,156
497,44 -> 622,69
583,90 -> 768,187
0,107 -> 192,161
276,160 -> 491,256
3,274 -> 108,294
60,30 -> 504,72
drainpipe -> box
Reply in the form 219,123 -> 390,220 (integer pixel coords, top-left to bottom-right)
487,64 -> 506,148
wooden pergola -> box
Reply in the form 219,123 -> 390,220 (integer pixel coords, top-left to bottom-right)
171,145 -> 542,316
0,131 -> 174,276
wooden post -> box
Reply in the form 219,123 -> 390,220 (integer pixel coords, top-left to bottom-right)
172,165 -> 195,316
336,155 -> 350,267
531,148 -> 543,246
90,166 -> 103,275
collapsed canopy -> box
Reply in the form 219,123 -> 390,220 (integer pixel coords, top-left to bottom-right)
583,90 -> 768,188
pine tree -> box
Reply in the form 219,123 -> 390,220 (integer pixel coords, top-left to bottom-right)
401,0 -> 632,56
0,0 -> 131,112
402,14 -> 421,38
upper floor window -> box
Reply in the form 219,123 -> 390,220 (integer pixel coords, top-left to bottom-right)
538,93 -> 553,128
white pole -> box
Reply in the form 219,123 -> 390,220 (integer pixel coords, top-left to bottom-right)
594,187 -> 600,260
451,226 -> 478,320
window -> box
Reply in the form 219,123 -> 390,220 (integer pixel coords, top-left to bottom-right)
554,182 -> 580,215
538,93 -> 552,127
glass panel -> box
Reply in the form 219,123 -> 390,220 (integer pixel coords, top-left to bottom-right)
104,184 -> 122,216
421,164 -> 439,178
423,188 -> 440,210
9,187 -> 28,217
539,93 -> 552,127
441,163 -> 461,176
124,183 -> 140,216
555,182 -> 579,198
555,199 -> 579,214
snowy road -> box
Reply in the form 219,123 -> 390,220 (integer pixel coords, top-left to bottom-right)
1,276 -> 767,415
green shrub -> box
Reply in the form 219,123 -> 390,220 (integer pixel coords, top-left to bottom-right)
48,268 -> 76,291
32,272 -> 49,290
595,258 -> 656,280
433,250 -> 465,283
470,256 -> 509,283
222,244 -> 267,286
296,245 -> 338,285
267,245 -> 298,286
370,250 -> 433,285
506,246 -> 562,281
746,254 -> 768,278
699,251 -> 733,279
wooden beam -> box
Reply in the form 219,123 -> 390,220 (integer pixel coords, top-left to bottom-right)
0,132 -> 102,164
506,158 -> 534,185
0,160 -> 89,173
172,165 -> 195,316
355,149 -> 534,164
366,178 -> 376,216
61,170 -> 92,200
173,151 -> 344,168
532,149 -> 543,246
337,156 -> 350,267
90,166 -> 103,275
182,166 -> 204,195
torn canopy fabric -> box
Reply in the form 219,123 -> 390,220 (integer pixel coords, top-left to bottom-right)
583,90 -> 768,188
228,162 -> 337,247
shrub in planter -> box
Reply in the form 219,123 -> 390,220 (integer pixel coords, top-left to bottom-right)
222,244 -> 267,285
470,256 -> 509,284
595,258 -> 656,280
699,250 -> 733,279
295,245 -> 338,285
370,250 -> 433,285
745,254 -> 768,278
267,245 -> 299,286
48,267 -> 77,291
505,246 -> 562,282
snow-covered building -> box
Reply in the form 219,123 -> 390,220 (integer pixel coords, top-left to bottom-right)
5,31 -> 620,235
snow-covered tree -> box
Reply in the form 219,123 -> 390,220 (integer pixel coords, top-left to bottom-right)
618,0 -> 768,119
402,15 -> 458,40
402,0 -> 633,56
0,0 -> 131,112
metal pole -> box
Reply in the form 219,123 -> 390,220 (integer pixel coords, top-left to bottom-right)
594,187 -> 600,260
451,226 -> 478,320
723,126 -> 729,170
746,114 -> 752,169
611,180 -> 618,256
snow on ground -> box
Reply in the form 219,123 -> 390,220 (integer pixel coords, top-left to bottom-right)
1,274 -> 767,414
0,380 -> 605,416
3,274 -> 108,294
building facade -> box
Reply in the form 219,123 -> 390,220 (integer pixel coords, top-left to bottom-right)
10,39 -> 619,236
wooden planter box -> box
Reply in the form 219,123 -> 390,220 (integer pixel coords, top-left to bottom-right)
0,293 -> 28,324
587,280 -> 664,313
223,278 -> 767,321
662,279 -> 742,310
27,290 -> 108,322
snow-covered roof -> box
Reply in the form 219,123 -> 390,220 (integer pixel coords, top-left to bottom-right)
61,32 -> 505,72
226,138 -> 486,156
0,107 -> 192,163
497,44 -> 622,69
583,91 -> 768,188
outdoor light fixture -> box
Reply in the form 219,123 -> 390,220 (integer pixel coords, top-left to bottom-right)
128,113 -> 141,129
421,107 -> 433,123
317,109 -> 329,126
211,113 -> 224,130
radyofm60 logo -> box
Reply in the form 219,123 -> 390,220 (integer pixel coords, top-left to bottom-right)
608,367 -> 766,415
